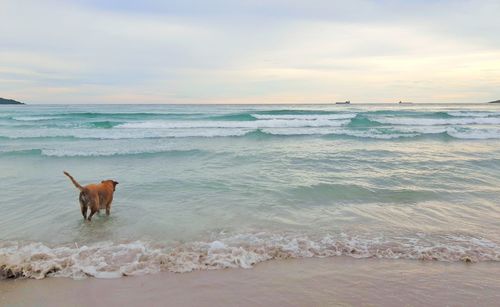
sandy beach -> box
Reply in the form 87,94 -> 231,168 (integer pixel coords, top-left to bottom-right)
2,257 -> 499,307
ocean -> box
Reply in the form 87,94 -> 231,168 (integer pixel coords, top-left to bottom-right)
1,103 -> 499,279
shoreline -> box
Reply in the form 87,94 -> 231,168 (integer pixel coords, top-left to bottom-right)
2,257 -> 499,306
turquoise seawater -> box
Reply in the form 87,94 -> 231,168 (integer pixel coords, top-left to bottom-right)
1,104 -> 499,279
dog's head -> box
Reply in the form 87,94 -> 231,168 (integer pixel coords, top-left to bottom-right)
102,180 -> 119,191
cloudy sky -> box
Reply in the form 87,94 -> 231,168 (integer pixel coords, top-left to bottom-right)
1,0 -> 500,104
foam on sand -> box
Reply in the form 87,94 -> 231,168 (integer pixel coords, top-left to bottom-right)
1,233 -> 498,280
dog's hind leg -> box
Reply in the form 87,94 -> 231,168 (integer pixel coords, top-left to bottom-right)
87,196 -> 99,222
79,192 -> 89,220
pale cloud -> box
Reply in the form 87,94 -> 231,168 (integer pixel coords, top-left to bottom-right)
0,0 -> 499,103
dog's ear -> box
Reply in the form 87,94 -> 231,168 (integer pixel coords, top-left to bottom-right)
113,181 -> 119,186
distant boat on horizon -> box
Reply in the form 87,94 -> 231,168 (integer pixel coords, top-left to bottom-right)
335,100 -> 351,105
398,101 -> 413,104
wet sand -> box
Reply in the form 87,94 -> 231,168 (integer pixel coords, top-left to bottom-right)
1,257 -> 499,306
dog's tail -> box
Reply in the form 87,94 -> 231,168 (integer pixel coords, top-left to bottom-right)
63,171 -> 84,191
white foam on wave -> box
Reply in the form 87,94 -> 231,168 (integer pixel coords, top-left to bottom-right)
392,126 -> 500,139
261,128 -> 338,136
326,129 -> 418,139
12,116 -> 57,121
40,148 -> 200,157
391,126 -> 448,134
260,126 -> 500,139
446,128 -> 500,139
447,111 -> 500,118
12,116 -> 59,121
0,128 -> 251,140
251,114 -> 357,120
2,125 -> 499,142
261,128 -> 418,139
116,119 -> 350,129
371,116 -> 500,126
2,233 -> 498,280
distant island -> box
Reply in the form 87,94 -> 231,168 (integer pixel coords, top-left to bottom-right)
0,97 -> 24,105
488,100 -> 500,104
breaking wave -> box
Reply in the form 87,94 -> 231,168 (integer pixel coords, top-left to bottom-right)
369,116 -> 500,126
3,107 -> 500,141
115,119 -> 350,129
0,129 -> 499,156
1,233 -> 498,280
251,113 -> 357,120
11,116 -> 59,121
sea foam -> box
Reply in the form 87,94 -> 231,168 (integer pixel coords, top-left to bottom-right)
370,116 -> 500,126
2,233 -> 499,280
116,119 -> 350,129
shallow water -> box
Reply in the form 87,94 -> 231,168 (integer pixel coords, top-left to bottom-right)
1,103 -> 499,279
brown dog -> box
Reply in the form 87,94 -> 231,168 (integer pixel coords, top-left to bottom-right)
63,171 -> 119,221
